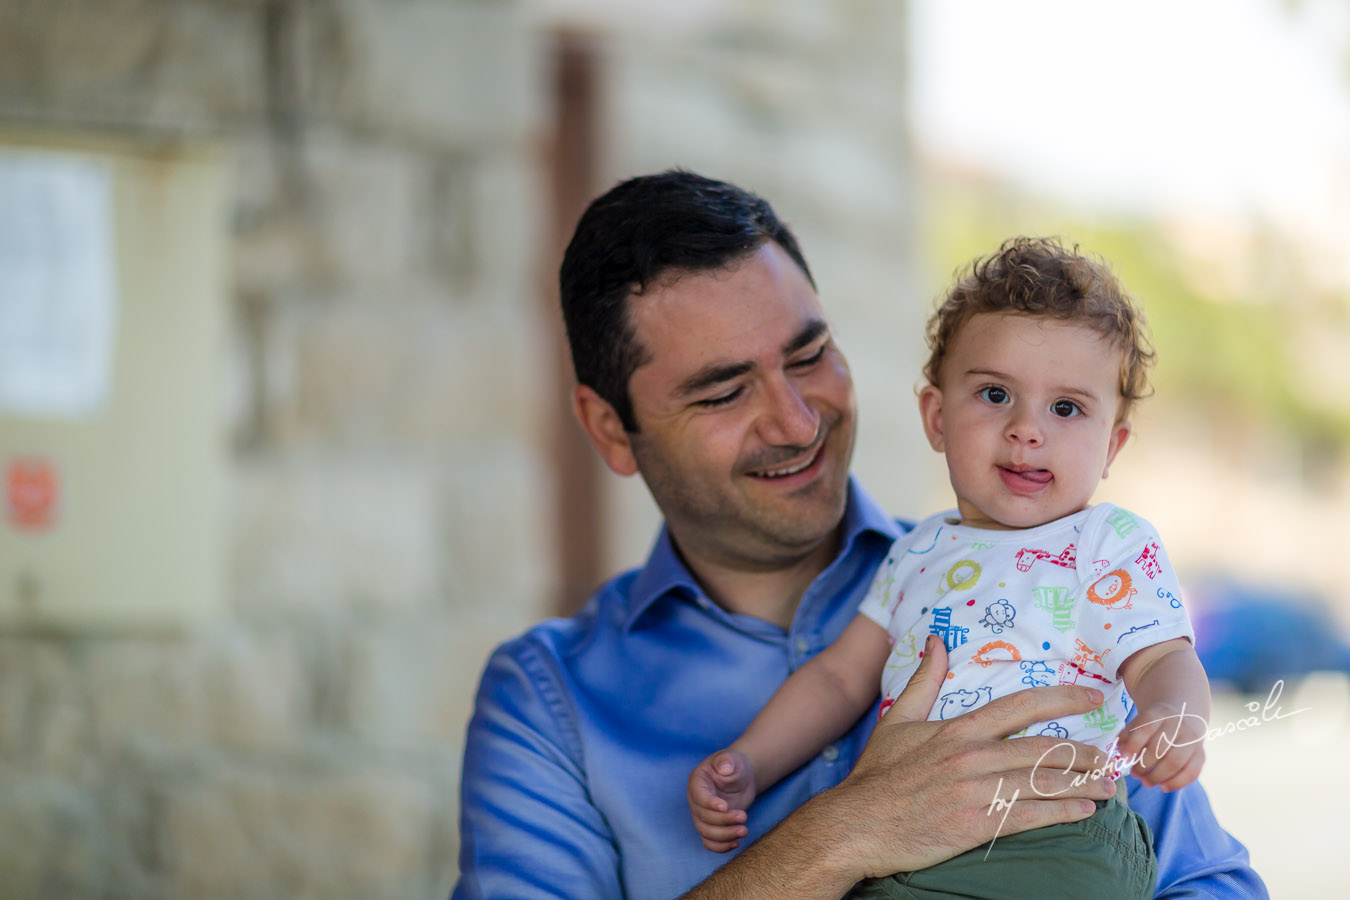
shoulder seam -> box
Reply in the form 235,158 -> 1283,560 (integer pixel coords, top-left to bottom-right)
503,634 -> 588,773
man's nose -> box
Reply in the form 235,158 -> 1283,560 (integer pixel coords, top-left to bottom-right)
758,377 -> 820,447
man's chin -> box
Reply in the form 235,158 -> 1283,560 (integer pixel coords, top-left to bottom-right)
748,481 -> 849,547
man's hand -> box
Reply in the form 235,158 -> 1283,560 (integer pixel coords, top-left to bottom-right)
824,634 -> 1116,880
688,748 -> 758,852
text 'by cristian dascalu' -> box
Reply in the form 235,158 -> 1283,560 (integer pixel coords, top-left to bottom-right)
982,680 -> 1309,857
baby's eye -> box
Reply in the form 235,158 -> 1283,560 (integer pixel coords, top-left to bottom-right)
1051,399 -> 1082,418
978,386 -> 1009,405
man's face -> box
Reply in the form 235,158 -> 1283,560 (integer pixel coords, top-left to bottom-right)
623,241 -> 856,571
919,312 -> 1132,530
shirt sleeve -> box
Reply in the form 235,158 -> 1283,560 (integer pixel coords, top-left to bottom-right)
1076,506 -> 1195,681
451,637 -> 622,900
1126,776 -> 1268,899
856,544 -> 903,631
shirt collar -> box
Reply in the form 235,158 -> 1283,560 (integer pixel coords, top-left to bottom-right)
622,475 -> 901,633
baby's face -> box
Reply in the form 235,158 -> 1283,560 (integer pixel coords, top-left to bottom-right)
919,312 -> 1133,530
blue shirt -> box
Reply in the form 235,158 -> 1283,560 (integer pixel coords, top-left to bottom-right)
453,480 -> 1266,899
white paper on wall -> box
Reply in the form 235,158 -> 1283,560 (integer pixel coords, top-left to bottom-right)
0,150 -> 117,419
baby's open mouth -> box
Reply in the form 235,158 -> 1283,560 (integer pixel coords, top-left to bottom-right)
998,465 -> 1052,486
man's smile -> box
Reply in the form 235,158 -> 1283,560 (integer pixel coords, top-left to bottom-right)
746,441 -> 826,480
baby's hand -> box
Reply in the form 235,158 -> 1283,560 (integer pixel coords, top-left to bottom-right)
687,748 -> 757,852
1117,702 -> 1207,791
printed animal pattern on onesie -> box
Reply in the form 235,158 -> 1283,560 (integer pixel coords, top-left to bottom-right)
859,503 -> 1193,764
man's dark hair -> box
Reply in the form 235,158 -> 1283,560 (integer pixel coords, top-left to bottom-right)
560,169 -> 815,432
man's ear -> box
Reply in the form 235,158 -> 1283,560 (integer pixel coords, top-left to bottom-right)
573,385 -> 639,477
1102,419 -> 1133,478
917,384 -> 946,452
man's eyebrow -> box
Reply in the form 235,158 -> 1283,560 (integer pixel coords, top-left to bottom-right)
675,320 -> 831,399
676,361 -> 755,398
784,319 -> 829,356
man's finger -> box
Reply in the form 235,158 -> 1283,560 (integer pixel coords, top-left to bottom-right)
986,796 -> 1099,840
1021,761 -> 1116,800
883,634 -> 947,724
1006,735 -> 1113,776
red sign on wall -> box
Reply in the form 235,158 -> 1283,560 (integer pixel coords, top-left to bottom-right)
6,458 -> 59,532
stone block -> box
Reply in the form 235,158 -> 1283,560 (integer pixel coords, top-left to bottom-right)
419,149 -> 546,303
733,0 -> 908,53
83,630 -> 306,754
0,771 -> 103,898
261,299 -> 548,451
84,639 -> 206,753
306,0 -> 544,149
0,639 -> 92,772
230,457 -> 443,617
162,763 -> 438,899
230,135 -> 428,295
200,629 -> 308,750
442,441 -> 553,609
0,0 -> 266,132
341,606 -> 537,747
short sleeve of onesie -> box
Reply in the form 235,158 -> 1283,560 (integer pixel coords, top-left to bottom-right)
858,542 -> 905,631
1072,504 -> 1193,681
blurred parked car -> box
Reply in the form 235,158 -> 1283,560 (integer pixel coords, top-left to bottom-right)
1190,577 -> 1350,695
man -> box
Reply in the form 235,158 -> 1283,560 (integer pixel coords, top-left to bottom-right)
452,171 -> 1265,899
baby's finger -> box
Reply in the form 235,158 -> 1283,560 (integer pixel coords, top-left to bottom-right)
1157,751 -> 1204,793
697,822 -> 748,851
689,786 -> 728,812
691,805 -> 746,828
1116,723 -> 1153,758
1130,753 -> 1156,782
1141,747 -> 1185,787
701,836 -> 741,853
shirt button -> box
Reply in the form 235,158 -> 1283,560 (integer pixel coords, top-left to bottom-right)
794,637 -> 810,654
822,745 -> 839,762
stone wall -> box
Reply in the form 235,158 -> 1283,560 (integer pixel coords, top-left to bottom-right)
0,1 -> 923,897
583,0 -> 931,569
0,1 -> 547,897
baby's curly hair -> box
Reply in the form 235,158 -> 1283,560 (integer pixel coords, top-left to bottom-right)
924,237 -> 1156,419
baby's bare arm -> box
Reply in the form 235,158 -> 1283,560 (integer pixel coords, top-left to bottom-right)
734,614 -> 892,792
1118,637 -> 1211,790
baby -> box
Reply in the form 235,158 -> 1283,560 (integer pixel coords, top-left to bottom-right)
687,237 -> 1210,900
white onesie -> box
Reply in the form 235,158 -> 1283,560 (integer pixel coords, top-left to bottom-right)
858,503 -> 1193,757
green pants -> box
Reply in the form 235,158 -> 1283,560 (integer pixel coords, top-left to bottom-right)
848,781 -> 1156,900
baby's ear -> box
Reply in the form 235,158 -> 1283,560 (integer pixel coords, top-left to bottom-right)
1102,419 -> 1133,477
918,384 -> 946,452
